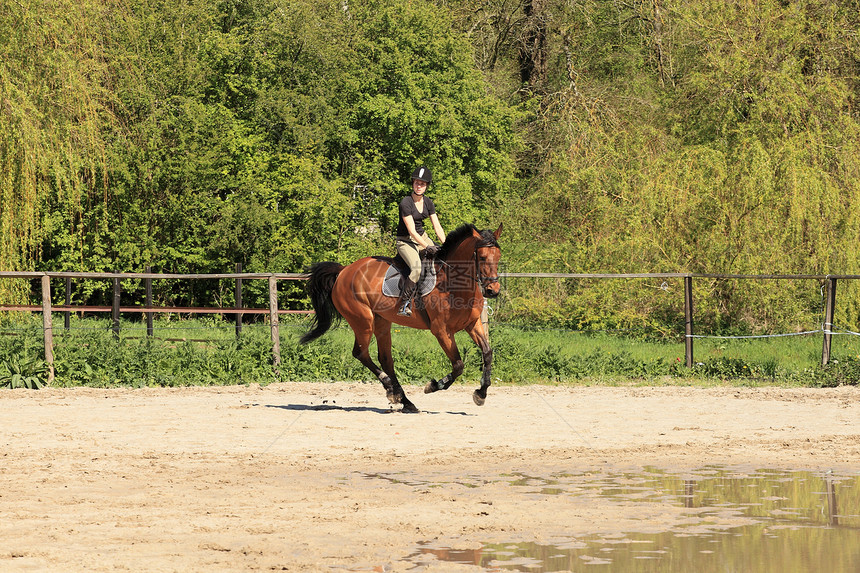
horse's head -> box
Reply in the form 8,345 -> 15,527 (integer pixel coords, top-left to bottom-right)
437,223 -> 503,298
475,224 -> 503,299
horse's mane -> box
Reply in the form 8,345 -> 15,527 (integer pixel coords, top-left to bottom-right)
437,223 -> 484,261
435,223 -> 501,261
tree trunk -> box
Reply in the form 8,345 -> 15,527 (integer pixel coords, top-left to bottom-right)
519,0 -> 547,90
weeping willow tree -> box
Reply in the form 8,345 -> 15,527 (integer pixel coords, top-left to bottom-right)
0,0 -> 115,305
485,0 -> 860,334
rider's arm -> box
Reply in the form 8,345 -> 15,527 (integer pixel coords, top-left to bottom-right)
402,215 -> 432,249
429,213 -> 446,245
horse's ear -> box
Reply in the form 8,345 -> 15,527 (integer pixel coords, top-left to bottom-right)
494,223 -> 503,240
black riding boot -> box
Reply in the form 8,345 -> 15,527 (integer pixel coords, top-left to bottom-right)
397,277 -> 417,317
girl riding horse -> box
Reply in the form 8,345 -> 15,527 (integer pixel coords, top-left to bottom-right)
301,223 -> 502,412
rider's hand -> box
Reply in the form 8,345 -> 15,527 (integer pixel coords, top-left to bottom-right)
424,245 -> 439,256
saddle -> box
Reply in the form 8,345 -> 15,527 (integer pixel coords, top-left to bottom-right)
379,254 -> 438,298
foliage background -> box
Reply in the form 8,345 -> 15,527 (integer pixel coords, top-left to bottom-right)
2,0 -> 860,336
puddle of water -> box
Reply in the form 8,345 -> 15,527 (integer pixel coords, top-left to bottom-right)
412,525 -> 860,572
392,467 -> 860,572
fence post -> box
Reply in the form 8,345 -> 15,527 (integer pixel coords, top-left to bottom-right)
112,271 -> 121,339
64,276 -> 71,330
822,276 -> 836,366
235,263 -> 243,338
145,265 -> 153,337
684,275 -> 694,368
481,300 -> 489,343
41,274 -> 55,384
268,275 -> 281,373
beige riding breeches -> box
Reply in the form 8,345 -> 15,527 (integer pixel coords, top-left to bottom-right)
396,233 -> 431,282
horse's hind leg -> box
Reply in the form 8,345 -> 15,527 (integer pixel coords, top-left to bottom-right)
348,322 -> 418,413
373,318 -> 418,413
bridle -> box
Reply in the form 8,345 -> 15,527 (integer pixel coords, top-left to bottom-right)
473,234 -> 500,289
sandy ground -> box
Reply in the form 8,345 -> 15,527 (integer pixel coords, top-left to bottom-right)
1,381 -> 859,572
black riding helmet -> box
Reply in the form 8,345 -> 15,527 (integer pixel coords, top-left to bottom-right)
411,166 -> 432,184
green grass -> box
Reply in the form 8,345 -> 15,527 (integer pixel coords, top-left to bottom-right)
1,315 -> 859,388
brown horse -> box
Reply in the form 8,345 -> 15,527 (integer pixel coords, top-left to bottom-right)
300,223 -> 502,412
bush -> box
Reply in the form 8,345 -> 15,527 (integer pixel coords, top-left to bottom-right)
815,357 -> 860,388
0,356 -> 49,389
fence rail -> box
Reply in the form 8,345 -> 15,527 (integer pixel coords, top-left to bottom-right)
0,270 -> 853,383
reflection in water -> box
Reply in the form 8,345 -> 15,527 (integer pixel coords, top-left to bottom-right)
398,468 -> 860,572
827,470 -> 839,526
684,479 -> 696,508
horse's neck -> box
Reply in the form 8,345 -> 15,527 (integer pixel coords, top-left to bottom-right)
438,236 -> 479,293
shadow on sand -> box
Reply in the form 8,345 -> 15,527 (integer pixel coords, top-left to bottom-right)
264,404 -> 473,416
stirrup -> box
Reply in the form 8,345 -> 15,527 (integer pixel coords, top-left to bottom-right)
397,300 -> 412,317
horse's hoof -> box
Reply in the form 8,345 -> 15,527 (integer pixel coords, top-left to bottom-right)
472,390 -> 485,406
401,402 -> 420,414
424,380 -> 437,394
387,391 -> 399,404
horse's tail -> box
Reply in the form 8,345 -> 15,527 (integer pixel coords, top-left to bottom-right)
300,261 -> 345,345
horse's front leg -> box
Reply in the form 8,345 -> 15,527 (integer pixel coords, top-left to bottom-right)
466,320 -> 493,406
423,325 -> 464,395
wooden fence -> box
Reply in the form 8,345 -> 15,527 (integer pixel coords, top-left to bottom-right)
1,270 -> 856,383
1,270 -> 307,383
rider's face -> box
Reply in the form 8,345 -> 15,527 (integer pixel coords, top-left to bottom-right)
412,180 -> 428,195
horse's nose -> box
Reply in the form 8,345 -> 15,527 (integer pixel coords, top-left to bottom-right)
484,285 -> 500,298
